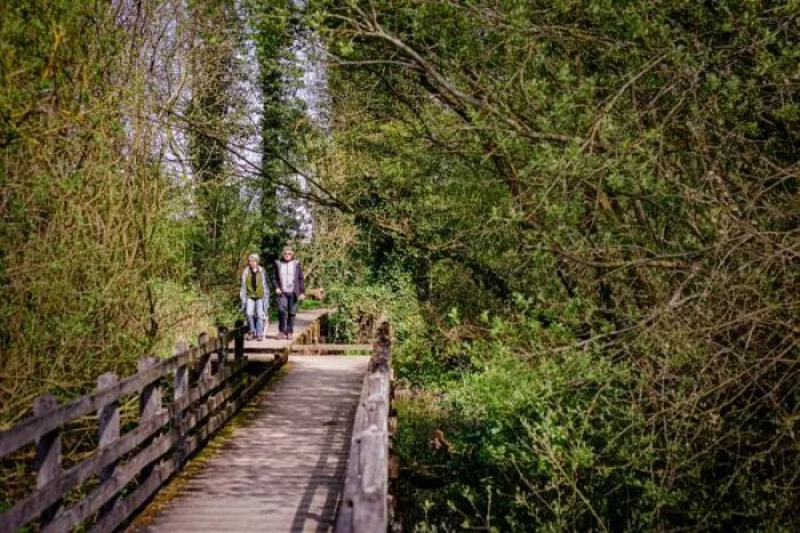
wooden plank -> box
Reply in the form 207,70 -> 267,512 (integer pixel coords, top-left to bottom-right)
134,355 -> 163,525
35,395 -> 62,527
234,319 -> 245,364
0,325 -> 250,461
198,333 -> 211,382
90,363 -> 245,533
182,386 -> 241,455
173,340 -> 189,469
290,344 -> 374,353
84,330 -> 251,533
138,358 -> 162,427
354,426 -> 387,530
170,363 -> 246,452
242,346 -> 289,354
87,457 -> 175,533
97,372 -> 120,517
0,314 -> 317,533
217,326 -> 228,369
240,359 -> 282,405
171,362 -> 244,416
336,364 -> 373,533
180,379 -> 245,440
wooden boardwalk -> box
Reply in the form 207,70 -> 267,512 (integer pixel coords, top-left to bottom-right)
132,347 -> 370,532
241,309 -> 329,359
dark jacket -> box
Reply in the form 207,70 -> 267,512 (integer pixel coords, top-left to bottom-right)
273,259 -> 305,295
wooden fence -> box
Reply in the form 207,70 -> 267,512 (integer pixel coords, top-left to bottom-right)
0,320 -> 291,533
336,322 -> 397,533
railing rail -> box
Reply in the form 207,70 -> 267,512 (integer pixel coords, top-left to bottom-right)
336,321 -> 395,533
0,317 -> 299,533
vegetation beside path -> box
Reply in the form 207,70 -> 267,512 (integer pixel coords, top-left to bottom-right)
308,1 -> 799,530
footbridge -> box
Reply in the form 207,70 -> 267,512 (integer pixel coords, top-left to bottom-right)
0,310 -> 396,533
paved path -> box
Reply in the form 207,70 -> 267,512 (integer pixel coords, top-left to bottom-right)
133,354 -> 369,532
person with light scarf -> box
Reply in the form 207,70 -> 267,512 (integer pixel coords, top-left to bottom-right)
272,246 -> 305,340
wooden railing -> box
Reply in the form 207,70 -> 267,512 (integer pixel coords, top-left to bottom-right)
0,320 -> 292,533
336,322 -> 397,533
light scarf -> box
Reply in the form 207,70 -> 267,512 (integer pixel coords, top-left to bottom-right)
279,259 -> 297,293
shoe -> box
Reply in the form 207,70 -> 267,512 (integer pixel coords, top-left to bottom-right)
288,333 -> 294,341
245,332 -> 255,341
257,336 -> 264,342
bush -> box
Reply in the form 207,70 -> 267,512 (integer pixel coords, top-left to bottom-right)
397,346 -> 653,532
394,308 -> 799,532
325,270 -> 424,345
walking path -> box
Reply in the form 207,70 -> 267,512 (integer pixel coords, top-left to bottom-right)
133,354 -> 369,532
240,308 -> 329,362
245,308 -> 328,348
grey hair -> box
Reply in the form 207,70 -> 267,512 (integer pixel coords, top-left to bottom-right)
247,253 -> 259,263
282,246 -> 294,255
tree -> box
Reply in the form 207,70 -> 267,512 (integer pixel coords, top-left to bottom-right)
307,1 -> 800,529
249,0 -> 310,262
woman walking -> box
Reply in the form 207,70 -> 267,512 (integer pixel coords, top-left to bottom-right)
240,253 -> 271,341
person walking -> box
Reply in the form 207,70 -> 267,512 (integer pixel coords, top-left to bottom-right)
240,253 -> 271,341
273,246 -> 305,340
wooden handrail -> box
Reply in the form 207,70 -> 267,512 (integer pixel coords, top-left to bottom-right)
0,314 -> 314,533
0,334 -> 228,458
336,322 -> 394,533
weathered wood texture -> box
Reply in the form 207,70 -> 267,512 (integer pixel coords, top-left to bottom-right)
336,322 -> 393,533
133,355 -> 371,533
239,309 -> 332,360
0,310 -> 330,533
291,344 -> 374,354
0,339 -> 222,458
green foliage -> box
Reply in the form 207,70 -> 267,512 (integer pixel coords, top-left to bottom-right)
396,345 -> 653,532
395,311 -> 797,531
0,0 -> 251,426
325,268 -> 424,345
309,0 -> 800,529
247,0 -> 310,261
185,0 -> 263,288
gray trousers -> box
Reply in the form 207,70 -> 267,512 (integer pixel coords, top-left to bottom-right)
245,298 -> 266,337
278,292 -> 298,334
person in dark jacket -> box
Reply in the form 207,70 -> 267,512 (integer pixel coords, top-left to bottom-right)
273,246 -> 305,340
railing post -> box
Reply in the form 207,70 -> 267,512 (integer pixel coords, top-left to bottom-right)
138,356 -> 162,480
312,320 -> 320,344
320,313 -> 328,343
139,356 -> 162,420
234,319 -> 245,365
198,332 -> 211,381
97,372 -> 120,515
217,326 -> 228,369
388,366 -> 399,530
174,340 -> 188,467
34,394 -> 61,526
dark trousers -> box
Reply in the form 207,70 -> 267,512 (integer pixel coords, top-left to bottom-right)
278,292 -> 298,334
